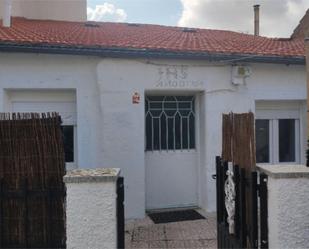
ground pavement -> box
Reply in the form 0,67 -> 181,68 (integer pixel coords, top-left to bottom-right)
125,211 -> 217,249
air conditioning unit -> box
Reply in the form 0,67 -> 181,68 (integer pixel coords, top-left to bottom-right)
231,66 -> 251,85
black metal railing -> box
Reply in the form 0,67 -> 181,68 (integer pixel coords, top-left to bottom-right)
116,177 -> 125,249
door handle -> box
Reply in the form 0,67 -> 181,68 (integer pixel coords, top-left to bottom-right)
212,174 -> 217,180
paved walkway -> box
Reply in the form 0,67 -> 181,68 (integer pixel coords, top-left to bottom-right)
125,211 -> 217,249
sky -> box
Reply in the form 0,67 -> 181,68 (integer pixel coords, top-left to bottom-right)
87,0 -> 309,38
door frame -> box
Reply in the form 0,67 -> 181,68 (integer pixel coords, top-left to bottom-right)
144,90 -> 203,210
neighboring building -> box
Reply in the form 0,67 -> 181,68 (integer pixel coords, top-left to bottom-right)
0,13 -> 306,218
296,10 -> 309,141
292,9 -> 309,39
0,0 -> 86,22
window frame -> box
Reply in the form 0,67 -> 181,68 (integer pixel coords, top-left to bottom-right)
6,90 -> 78,170
256,108 -> 301,165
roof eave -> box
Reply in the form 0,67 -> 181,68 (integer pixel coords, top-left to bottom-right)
0,43 -> 305,65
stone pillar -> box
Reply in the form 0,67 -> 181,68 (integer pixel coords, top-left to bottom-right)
257,165 -> 309,249
64,168 -> 121,249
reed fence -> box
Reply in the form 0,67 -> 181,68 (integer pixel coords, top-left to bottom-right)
0,113 -> 66,248
222,112 -> 256,171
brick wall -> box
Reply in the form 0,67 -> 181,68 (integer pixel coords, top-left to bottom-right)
291,9 -> 309,39
297,9 -> 309,141
305,36 -> 309,154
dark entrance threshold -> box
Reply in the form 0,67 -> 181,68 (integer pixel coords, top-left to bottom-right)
148,209 -> 206,224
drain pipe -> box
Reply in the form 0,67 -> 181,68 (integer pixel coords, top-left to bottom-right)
3,0 -> 12,27
254,4 -> 260,36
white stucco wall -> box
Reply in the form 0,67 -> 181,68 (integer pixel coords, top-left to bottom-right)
0,53 -> 103,170
96,59 -> 306,217
0,52 -> 306,219
65,169 -> 119,249
268,177 -> 309,248
258,165 -> 309,249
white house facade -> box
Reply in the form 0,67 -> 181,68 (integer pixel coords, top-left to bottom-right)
0,0 -> 305,217
0,51 -> 305,218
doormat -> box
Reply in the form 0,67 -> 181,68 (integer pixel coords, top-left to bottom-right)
148,209 -> 205,224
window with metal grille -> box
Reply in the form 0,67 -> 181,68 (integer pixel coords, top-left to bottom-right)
145,96 -> 195,151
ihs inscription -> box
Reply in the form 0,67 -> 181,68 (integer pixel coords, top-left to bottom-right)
155,66 -> 203,88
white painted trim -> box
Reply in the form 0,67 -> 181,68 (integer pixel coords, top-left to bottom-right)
300,102 -> 307,164
194,93 -> 201,207
255,100 -> 302,110
295,119 -> 300,164
256,110 -> 300,119
6,89 -> 76,102
273,119 -> 279,164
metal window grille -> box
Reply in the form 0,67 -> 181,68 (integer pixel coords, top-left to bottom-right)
145,96 -> 195,151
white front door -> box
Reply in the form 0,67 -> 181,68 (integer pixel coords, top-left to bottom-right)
145,95 -> 198,210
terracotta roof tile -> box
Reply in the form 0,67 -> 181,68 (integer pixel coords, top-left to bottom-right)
0,17 -> 305,58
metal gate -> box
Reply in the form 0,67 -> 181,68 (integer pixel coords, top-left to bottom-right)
116,176 -> 125,249
216,156 -> 268,249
